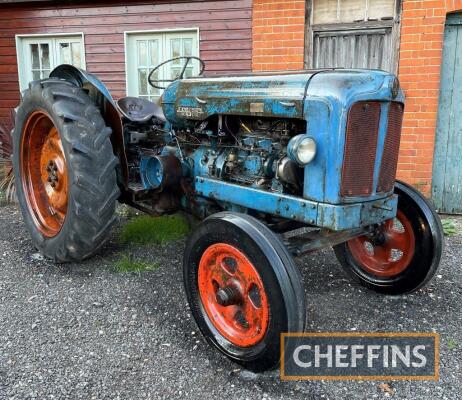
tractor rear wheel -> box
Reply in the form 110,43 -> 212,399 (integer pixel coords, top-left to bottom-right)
13,78 -> 119,262
183,212 -> 306,371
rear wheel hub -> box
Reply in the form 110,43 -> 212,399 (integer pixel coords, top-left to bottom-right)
20,111 -> 68,237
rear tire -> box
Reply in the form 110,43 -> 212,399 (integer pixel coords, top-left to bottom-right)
183,212 -> 306,371
334,181 -> 443,294
13,78 -> 120,262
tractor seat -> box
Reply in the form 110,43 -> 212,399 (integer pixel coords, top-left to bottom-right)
116,96 -> 166,123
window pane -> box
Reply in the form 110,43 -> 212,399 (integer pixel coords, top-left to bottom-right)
32,70 -> 41,81
183,38 -> 193,57
149,40 -> 158,67
368,0 -> 395,20
41,70 -> 50,79
171,38 -> 181,61
138,69 -> 148,95
41,43 -> 50,68
148,75 -> 160,96
184,67 -> 193,78
339,0 -> 366,22
71,42 -> 82,67
171,67 -> 181,80
31,44 -> 40,69
60,42 -> 71,64
137,41 -> 147,67
313,0 -> 338,24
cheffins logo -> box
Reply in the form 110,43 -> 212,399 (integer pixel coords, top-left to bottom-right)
281,332 -> 439,380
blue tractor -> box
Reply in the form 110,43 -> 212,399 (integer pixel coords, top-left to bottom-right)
12,57 -> 443,371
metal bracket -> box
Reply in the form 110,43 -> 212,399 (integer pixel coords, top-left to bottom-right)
284,225 -> 375,256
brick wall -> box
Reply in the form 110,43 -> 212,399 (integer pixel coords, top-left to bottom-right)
252,0 -> 305,71
397,0 -> 462,195
252,0 -> 462,196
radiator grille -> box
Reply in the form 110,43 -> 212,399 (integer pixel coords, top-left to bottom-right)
377,102 -> 404,193
341,102 -> 381,197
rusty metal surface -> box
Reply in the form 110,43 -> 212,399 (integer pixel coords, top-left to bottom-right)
377,102 -> 404,193
162,72 -> 327,123
341,102 -> 381,197
195,176 -> 398,231
284,225 -> 375,256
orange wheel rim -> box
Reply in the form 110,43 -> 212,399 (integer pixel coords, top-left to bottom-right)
20,111 -> 68,237
198,243 -> 269,347
347,210 -> 415,277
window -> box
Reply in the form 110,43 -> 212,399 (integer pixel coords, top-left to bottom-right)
125,30 -> 199,100
313,0 -> 395,24
16,34 -> 85,91
307,0 -> 401,73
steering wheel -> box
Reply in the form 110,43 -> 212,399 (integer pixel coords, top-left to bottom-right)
148,56 -> 205,90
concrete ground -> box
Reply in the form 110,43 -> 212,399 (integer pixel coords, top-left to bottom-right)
0,204 -> 460,400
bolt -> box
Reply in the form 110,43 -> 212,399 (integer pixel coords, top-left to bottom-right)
216,285 -> 241,307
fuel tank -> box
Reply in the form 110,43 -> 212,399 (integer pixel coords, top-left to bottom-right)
161,69 -> 400,126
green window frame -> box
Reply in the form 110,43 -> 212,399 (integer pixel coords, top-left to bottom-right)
125,29 -> 200,101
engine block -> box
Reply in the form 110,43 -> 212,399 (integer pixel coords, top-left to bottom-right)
131,116 -> 305,197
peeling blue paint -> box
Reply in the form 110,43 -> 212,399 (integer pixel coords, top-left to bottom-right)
195,177 -> 397,231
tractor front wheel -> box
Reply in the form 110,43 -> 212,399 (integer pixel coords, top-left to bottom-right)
334,181 -> 443,294
183,212 -> 306,371
13,79 -> 119,262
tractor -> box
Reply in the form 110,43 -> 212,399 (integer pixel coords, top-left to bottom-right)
12,57 -> 443,372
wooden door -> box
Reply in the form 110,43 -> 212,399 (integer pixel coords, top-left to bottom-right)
432,14 -> 462,214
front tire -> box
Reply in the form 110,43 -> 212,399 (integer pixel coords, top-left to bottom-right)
13,78 -> 120,262
334,181 -> 443,294
183,212 -> 306,372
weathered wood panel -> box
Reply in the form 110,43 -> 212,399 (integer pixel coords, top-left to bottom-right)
432,14 -> 462,214
312,27 -> 393,72
0,0 -> 252,126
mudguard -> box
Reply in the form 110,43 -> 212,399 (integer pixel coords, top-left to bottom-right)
50,64 -> 129,187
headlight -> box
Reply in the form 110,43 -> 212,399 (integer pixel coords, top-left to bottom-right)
287,135 -> 317,166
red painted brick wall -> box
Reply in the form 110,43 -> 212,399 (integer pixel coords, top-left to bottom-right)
397,0 -> 462,195
252,0 -> 305,71
252,0 -> 462,196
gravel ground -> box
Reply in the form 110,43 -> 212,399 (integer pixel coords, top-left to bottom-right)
0,204 -> 460,400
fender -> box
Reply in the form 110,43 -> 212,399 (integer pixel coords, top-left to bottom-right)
50,64 -> 129,188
